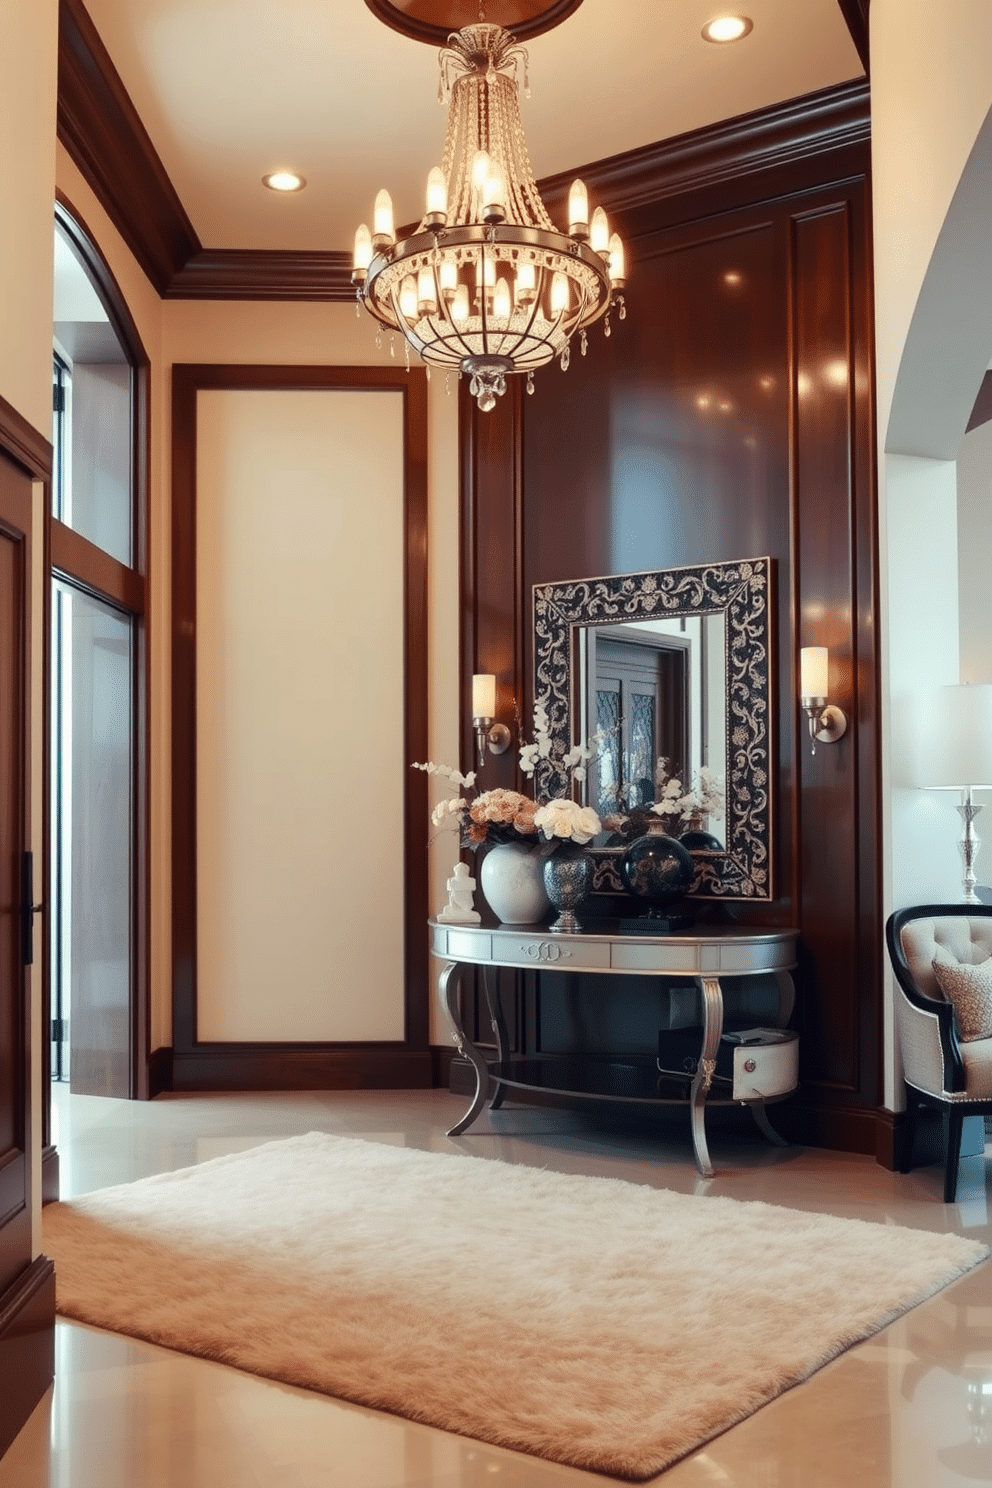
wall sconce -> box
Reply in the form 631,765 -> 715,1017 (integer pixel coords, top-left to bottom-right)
799,646 -> 847,755
472,673 -> 511,769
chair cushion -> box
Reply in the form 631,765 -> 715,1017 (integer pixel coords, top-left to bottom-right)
900,916 -> 992,1001
960,1035 -> 992,1099
932,947 -> 992,1042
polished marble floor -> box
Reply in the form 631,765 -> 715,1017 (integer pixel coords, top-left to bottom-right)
1,1086 -> 990,1487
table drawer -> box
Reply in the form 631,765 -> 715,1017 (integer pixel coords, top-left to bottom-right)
490,934 -> 613,969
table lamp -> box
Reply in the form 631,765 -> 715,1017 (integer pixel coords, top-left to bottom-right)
920,682 -> 992,903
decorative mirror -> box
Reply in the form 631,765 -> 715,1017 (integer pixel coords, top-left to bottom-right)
532,557 -> 773,900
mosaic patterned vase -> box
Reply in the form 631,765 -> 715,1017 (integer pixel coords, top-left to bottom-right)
543,840 -> 594,934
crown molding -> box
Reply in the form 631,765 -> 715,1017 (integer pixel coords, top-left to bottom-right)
57,0 -> 200,296
57,0 -> 871,303
167,250 -> 354,301
836,0 -> 871,76
538,78 -> 871,228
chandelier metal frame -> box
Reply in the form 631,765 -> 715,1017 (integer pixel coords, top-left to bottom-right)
352,22 -> 626,410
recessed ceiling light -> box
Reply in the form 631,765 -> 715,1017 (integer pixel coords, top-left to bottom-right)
702,15 -> 753,43
262,171 -> 306,193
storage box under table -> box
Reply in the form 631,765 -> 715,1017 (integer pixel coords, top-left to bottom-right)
657,1027 -> 799,1101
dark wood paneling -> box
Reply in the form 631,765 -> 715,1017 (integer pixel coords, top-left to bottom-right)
172,1048 -> 432,1092
463,96 -> 880,1153
0,1257 -> 55,1459
836,0 -> 871,76
147,1045 -> 173,1098
171,365 -> 430,1089
0,394 -> 52,483
57,0 -> 199,296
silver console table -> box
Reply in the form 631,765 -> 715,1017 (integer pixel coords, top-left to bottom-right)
430,920 -> 799,1178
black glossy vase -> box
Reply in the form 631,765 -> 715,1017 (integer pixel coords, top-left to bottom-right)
679,828 -> 723,852
620,819 -> 694,910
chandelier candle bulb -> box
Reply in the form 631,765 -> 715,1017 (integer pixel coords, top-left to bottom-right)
590,207 -> 610,255
550,270 -> 569,315
439,257 -> 458,300
608,233 -> 626,286
483,165 -> 507,224
352,224 -> 372,283
569,179 -> 590,238
516,260 -> 537,302
417,266 -> 438,315
372,189 -> 395,250
493,278 -> 512,319
399,276 -> 418,320
425,166 -> 448,227
451,283 -> 470,321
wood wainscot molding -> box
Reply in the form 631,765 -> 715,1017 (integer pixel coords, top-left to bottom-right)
0,1258 -> 55,1459
171,364 -> 429,1088
147,1046 -> 174,1098
0,393 -> 53,483
836,0 -> 871,75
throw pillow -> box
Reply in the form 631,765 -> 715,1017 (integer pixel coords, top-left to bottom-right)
931,946 -> 992,1043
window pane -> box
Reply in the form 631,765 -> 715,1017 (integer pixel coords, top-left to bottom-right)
53,225 -> 132,565
52,582 -> 132,1093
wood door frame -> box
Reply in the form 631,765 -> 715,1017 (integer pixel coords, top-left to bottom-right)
0,391 -> 56,1458
49,194 -> 152,1114
170,364 -> 430,1090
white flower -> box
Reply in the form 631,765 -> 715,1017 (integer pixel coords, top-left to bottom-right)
534,799 -> 602,844
430,797 -> 466,827
412,760 -> 475,789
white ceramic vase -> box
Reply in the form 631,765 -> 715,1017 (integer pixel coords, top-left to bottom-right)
479,841 -> 550,925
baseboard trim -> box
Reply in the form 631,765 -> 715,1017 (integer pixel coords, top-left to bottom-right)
431,1045 -> 458,1089
41,1145 -> 59,1205
875,1108 -> 903,1171
170,1047 -> 433,1092
0,1256 -> 55,1459
148,1046 -> 174,1097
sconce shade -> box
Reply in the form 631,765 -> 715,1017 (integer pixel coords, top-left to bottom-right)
472,673 -> 496,719
921,683 -> 992,788
800,646 -> 829,699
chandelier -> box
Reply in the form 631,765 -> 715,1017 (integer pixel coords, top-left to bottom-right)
352,20 -> 626,411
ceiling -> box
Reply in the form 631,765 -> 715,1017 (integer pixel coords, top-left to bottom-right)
78,0 -> 863,254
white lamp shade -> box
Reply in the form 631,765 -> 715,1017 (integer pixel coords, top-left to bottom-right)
800,646 -> 829,700
472,673 -> 496,720
921,683 -> 992,788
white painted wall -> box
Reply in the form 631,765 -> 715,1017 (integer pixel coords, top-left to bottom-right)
872,0 -> 992,1105
957,418 -> 992,687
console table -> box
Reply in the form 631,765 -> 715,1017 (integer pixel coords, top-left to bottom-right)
430,920 -> 799,1177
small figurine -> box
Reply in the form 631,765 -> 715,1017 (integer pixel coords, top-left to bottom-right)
437,861 -> 481,924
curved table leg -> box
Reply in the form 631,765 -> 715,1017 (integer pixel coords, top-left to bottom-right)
483,968 -> 508,1111
750,1101 -> 789,1147
437,959 -> 491,1136
689,976 -> 724,1178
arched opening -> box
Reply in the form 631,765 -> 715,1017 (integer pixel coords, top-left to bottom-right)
48,196 -> 149,1121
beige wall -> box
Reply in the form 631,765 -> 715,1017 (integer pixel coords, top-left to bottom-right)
195,386 -> 407,1041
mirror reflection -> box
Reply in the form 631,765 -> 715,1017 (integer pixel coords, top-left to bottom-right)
532,557 -> 773,900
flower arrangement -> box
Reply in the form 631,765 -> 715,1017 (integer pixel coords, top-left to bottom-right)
412,762 -> 540,851
600,759 -> 725,844
519,699 -> 603,843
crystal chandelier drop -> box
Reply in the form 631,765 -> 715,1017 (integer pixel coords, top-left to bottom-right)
352,21 -> 626,411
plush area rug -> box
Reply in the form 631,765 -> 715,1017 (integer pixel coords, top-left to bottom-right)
43,1133 -> 987,1481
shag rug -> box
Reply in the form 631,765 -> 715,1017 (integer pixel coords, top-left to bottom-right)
43,1133 -> 987,1481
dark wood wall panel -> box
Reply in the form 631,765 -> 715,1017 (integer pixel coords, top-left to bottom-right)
460,92 -> 881,1154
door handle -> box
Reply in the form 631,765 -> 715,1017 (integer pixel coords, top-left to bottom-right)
21,851 -> 43,967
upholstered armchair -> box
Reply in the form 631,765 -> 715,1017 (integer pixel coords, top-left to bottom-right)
886,905 -> 992,1202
